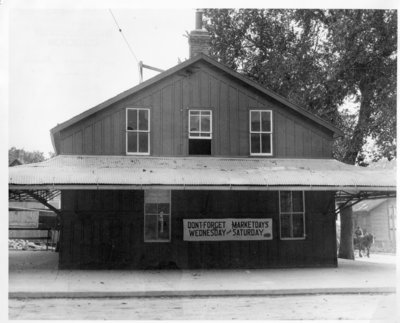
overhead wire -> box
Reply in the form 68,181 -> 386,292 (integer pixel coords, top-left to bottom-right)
109,9 -> 139,64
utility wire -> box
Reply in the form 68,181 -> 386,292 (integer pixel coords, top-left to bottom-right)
109,9 -> 139,64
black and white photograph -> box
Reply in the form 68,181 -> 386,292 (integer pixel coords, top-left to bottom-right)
3,0 -> 398,321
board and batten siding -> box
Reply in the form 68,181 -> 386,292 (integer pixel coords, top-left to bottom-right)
59,190 -> 337,269
57,61 -> 333,158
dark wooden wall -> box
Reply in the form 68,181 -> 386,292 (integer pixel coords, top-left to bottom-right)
57,61 -> 333,158
59,190 -> 337,269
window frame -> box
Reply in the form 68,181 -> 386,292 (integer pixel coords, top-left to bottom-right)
126,108 -> 151,155
279,190 -> 306,240
188,109 -> 213,139
143,190 -> 171,243
249,109 -> 273,156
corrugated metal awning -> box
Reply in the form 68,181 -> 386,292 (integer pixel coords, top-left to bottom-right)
8,155 -> 396,192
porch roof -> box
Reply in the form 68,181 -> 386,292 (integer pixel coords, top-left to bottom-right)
8,155 -> 396,192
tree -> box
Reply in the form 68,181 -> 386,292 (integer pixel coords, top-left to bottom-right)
203,9 -> 397,259
203,9 -> 397,164
321,10 -> 397,164
8,147 -> 46,165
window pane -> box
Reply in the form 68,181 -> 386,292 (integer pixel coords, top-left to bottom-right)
201,115 -> 211,132
138,133 -> 149,153
280,191 -> 292,212
158,203 -> 170,215
190,110 -> 201,116
250,111 -> 260,131
189,139 -> 211,155
145,190 -> 170,203
138,110 -> 149,131
127,110 -> 137,131
145,203 -> 157,214
250,133 -> 260,154
261,111 -> 271,132
190,114 -> 200,132
292,213 -> 304,237
127,132 -> 138,153
145,214 -> 157,240
158,215 -> 170,240
292,191 -> 304,212
261,133 -> 271,154
280,214 -> 291,238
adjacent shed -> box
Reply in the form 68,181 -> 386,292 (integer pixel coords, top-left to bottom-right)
353,198 -> 396,252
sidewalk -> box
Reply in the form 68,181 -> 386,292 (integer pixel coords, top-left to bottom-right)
9,251 -> 397,298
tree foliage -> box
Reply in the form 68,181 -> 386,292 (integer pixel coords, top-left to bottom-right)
8,147 -> 46,165
203,9 -> 397,164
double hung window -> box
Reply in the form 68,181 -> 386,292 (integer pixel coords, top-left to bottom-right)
144,190 -> 171,242
250,110 -> 273,155
126,108 -> 150,154
188,110 -> 212,155
279,191 -> 306,239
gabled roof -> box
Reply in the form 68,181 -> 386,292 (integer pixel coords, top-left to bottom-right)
50,54 -> 343,143
9,155 -> 395,191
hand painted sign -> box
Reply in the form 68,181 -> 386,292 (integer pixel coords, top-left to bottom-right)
183,218 -> 272,241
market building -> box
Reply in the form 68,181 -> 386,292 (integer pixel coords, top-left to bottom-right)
9,11 -> 395,269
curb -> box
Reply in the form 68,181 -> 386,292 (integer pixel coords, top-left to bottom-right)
9,287 -> 396,299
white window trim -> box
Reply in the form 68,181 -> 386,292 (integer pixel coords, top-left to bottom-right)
279,191 -> 306,240
249,109 -> 273,156
126,108 -> 150,155
188,109 -> 212,139
144,190 -> 171,243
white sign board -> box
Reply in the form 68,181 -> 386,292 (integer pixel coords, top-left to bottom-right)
183,218 -> 273,241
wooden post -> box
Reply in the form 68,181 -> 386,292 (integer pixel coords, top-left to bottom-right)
338,205 -> 354,259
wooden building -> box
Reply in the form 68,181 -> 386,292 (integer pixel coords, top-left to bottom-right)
353,198 -> 396,252
9,12 -> 395,269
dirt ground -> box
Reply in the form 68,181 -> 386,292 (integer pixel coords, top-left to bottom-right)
9,293 -> 397,320
8,250 -> 398,320
8,250 -> 59,271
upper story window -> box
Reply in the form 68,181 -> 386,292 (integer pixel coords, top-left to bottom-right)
249,110 -> 273,156
279,191 -> 306,240
126,108 -> 150,155
188,109 -> 212,155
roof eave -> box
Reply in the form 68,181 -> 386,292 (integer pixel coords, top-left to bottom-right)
9,184 -> 397,192
199,55 -> 343,136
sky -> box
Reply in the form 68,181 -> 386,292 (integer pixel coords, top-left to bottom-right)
7,5 -> 195,156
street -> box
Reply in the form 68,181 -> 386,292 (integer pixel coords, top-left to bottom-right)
9,293 -> 397,320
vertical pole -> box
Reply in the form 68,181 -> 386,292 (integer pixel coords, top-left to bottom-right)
338,205 -> 355,260
138,61 -> 143,83
386,200 -> 391,242
47,228 -> 49,251
195,9 -> 203,29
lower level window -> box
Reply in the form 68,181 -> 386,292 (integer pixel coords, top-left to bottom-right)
144,190 -> 171,242
279,191 -> 305,239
